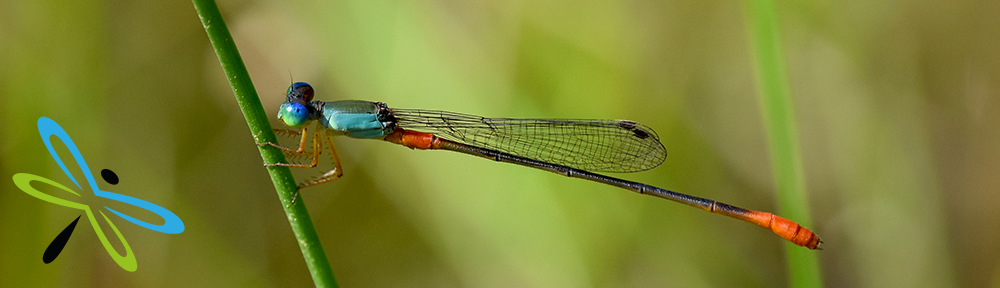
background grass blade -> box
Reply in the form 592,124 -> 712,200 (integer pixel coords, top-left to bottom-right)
743,0 -> 823,287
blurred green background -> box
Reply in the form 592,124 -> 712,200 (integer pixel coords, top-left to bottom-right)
2,0 -> 998,287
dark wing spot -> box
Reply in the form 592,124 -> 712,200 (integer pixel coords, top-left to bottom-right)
632,129 -> 650,139
619,121 -> 650,139
618,121 -> 637,130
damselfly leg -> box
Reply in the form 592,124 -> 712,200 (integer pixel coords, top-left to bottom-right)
256,123 -> 344,202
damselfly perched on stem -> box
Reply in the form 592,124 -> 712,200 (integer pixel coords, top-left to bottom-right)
258,82 -> 822,249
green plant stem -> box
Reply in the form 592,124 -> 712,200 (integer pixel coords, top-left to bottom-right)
192,0 -> 338,286
743,0 -> 822,287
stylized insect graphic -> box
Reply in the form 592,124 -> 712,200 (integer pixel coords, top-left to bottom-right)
12,117 -> 185,272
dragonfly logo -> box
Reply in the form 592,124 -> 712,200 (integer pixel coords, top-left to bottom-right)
12,117 -> 184,272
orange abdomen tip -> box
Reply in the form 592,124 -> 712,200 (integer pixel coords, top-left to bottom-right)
744,211 -> 822,249
768,214 -> 822,249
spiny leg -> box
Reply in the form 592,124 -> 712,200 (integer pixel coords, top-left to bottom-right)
257,123 -> 346,203
291,129 -> 345,203
258,126 -> 312,154
258,125 -> 322,168
301,130 -> 345,187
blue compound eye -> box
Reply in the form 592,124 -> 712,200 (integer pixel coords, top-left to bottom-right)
287,82 -> 314,102
278,102 -> 310,127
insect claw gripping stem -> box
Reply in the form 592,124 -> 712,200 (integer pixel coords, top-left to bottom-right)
262,123 -> 346,204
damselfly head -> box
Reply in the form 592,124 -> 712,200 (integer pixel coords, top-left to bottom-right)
279,82 -> 317,127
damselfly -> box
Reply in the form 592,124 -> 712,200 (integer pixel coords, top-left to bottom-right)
258,82 -> 821,249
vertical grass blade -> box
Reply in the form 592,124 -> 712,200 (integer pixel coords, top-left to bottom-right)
743,0 -> 823,287
191,0 -> 338,286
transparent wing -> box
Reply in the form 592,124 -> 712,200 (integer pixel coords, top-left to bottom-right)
391,109 -> 667,173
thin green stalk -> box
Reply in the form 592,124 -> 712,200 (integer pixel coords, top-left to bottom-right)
192,0 -> 338,287
743,0 -> 822,287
